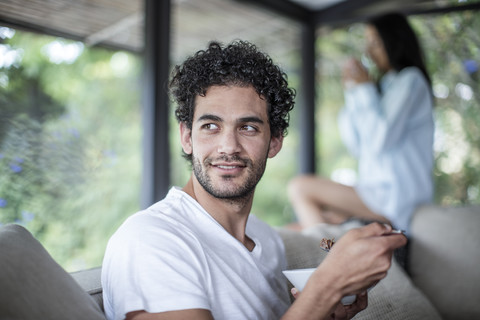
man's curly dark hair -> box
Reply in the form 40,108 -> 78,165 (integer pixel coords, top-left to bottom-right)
169,40 -> 296,141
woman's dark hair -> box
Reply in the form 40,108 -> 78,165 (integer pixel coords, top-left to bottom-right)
169,40 -> 296,140
369,12 -> 431,86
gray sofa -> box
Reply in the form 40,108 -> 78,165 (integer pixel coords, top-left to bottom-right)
1,205 -> 479,319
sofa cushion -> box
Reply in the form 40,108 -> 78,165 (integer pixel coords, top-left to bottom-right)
409,205 -> 480,320
0,224 -> 105,320
277,222 -> 442,320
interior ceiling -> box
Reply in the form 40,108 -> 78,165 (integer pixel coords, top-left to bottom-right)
0,0 -> 479,56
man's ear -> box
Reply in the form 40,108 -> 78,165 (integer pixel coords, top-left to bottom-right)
180,122 -> 193,155
268,134 -> 283,158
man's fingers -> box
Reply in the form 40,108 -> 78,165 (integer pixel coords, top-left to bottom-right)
344,222 -> 407,246
363,222 -> 392,236
291,287 -> 300,299
338,223 -> 391,244
379,231 -> 408,251
356,291 -> 368,309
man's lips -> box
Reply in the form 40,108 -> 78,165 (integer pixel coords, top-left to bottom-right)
212,163 -> 246,170
216,165 -> 240,169
207,155 -> 249,173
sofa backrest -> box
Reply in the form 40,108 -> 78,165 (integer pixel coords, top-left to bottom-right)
409,205 -> 480,320
0,224 -> 105,320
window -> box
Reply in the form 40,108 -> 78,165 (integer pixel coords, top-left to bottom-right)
316,11 -> 480,206
0,0 -> 304,271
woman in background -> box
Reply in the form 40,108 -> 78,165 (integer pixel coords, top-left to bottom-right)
288,12 -> 434,236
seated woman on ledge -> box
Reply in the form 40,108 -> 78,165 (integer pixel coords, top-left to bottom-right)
288,12 -> 434,234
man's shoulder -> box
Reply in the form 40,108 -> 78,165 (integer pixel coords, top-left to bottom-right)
105,209 -> 205,267
108,188 -> 201,246
128,187 -> 197,226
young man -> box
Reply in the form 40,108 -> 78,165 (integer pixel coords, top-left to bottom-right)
101,40 -> 406,320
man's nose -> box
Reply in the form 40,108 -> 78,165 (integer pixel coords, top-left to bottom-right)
217,130 -> 241,155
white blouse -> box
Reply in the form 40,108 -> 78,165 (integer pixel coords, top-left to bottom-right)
338,67 -> 434,233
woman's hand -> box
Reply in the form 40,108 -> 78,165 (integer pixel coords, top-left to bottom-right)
342,58 -> 370,87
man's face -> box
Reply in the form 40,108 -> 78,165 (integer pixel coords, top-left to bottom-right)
180,85 -> 283,200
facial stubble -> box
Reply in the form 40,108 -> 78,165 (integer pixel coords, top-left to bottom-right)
191,152 -> 268,204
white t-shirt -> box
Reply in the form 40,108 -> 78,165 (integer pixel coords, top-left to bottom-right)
102,187 -> 290,320
338,67 -> 434,233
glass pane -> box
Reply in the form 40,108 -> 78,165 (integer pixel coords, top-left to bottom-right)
0,27 -> 142,271
316,11 -> 480,206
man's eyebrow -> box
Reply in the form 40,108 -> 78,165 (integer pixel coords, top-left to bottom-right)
238,116 -> 264,125
197,114 -> 222,122
196,114 -> 265,125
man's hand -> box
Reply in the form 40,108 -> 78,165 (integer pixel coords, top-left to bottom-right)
282,223 -> 405,320
326,291 -> 368,320
316,222 -> 407,297
291,288 -> 368,320
125,309 -> 214,320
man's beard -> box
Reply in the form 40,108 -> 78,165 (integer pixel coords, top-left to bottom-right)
192,154 -> 267,202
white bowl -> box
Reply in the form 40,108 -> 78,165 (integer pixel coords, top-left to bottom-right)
282,268 -> 362,305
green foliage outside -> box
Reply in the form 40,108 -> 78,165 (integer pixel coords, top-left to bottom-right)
1,7 -> 479,272
0,30 -> 143,271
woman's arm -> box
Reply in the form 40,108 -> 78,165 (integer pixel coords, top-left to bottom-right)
347,68 -> 432,154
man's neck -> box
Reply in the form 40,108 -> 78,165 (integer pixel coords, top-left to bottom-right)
182,176 -> 255,250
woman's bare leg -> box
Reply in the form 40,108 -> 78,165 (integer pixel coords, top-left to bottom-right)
287,175 -> 390,229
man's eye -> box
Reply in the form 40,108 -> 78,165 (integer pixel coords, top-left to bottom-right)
241,125 -> 257,132
202,123 -> 219,130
